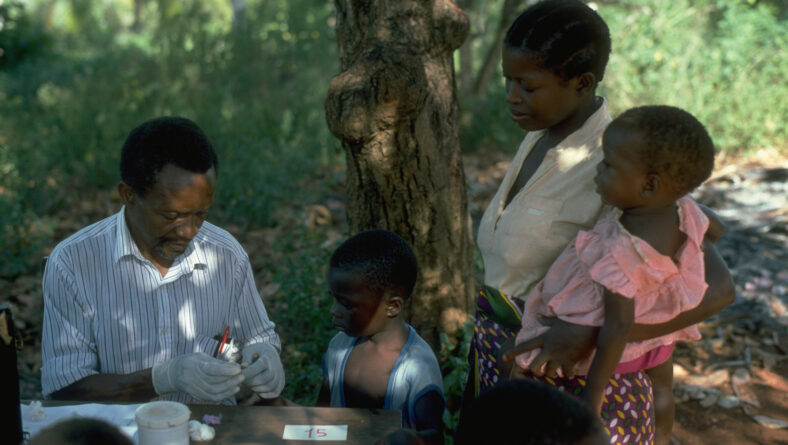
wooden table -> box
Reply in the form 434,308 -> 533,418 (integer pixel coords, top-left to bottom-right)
188,405 -> 401,444
33,401 -> 401,444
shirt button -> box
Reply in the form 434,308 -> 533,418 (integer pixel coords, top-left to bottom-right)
161,327 -> 168,334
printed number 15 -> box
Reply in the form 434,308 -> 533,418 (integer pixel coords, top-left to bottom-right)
306,428 -> 328,438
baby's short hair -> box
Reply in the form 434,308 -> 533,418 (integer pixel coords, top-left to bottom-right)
608,105 -> 715,195
329,229 -> 418,299
456,379 -> 605,445
504,0 -> 611,82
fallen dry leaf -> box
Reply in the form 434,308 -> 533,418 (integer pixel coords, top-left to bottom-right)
731,368 -> 760,408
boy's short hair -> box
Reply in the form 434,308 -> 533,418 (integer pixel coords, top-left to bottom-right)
120,116 -> 218,197
329,229 -> 418,299
27,418 -> 133,445
504,0 -> 611,82
456,379 -> 605,445
608,105 -> 715,195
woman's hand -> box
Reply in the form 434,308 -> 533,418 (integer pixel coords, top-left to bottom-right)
501,316 -> 598,378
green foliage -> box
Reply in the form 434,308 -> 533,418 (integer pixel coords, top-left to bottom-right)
459,0 -> 788,154
0,193 -> 55,277
439,320 -> 473,445
0,0 -> 340,277
265,227 -> 339,404
458,87 -> 523,154
598,0 -> 788,152
0,1 -> 51,68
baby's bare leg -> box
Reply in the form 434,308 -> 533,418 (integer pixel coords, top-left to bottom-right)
646,355 -> 674,445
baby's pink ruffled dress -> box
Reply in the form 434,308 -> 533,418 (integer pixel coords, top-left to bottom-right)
515,195 -> 709,375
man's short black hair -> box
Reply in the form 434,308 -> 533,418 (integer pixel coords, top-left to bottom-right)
504,0 -> 611,82
329,229 -> 418,299
120,116 -> 218,196
607,105 -> 715,195
455,379 -> 604,445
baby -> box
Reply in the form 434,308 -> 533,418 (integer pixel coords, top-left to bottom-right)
509,105 -> 718,444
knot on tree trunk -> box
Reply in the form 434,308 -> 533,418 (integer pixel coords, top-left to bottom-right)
325,47 -> 427,147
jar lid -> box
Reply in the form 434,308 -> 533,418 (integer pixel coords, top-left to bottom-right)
135,401 -> 191,429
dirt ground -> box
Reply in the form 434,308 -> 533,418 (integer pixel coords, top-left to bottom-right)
5,149 -> 788,444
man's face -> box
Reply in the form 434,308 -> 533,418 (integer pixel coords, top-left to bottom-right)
121,164 -> 216,267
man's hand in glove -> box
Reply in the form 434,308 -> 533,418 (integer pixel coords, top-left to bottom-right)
240,343 -> 285,399
152,352 -> 243,402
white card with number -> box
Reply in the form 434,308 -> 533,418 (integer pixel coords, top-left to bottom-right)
282,425 -> 348,441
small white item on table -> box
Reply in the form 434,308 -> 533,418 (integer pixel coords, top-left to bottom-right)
134,401 -> 190,445
188,419 -> 216,441
25,400 -> 47,422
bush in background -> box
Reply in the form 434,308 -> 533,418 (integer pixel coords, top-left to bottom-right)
0,0 -> 340,275
458,0 -> 788,155
600,0 -> 788,152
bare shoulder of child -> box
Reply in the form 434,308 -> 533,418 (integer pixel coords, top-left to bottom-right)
343,322 -> 410,408
623,209 -> 686,260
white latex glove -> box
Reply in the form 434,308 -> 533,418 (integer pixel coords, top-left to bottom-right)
240,343 -> 285,398
152,352 -> 243,402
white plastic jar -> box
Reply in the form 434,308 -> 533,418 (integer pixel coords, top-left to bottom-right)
135,401 -> 191,445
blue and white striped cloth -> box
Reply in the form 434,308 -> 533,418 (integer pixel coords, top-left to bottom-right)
41,207 -> 280,404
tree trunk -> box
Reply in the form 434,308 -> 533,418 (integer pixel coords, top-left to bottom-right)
325,0 -> 474,348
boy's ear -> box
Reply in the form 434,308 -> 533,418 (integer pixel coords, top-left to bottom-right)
385,294 -> 404,318
639,173 -> 662,198
575,72 -> 596,95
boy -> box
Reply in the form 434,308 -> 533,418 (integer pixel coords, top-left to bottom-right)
317,229 -> 444,444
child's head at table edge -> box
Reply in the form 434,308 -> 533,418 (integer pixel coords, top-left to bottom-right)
455,379 -> 609,445
327,229 -> 418,338
27,418 -> 133,445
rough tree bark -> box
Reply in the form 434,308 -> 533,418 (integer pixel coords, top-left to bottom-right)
325,0 -> 474,348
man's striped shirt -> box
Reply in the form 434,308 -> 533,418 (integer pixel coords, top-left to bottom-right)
41,207 -> 280,404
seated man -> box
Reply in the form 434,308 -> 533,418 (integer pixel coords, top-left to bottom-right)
42,117 -> 284,404
317,230 -> 445,444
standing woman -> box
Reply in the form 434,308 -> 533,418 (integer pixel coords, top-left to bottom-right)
463,0 -> 734,439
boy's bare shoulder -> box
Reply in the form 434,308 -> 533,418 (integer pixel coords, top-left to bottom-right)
343,339 -> 401,408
